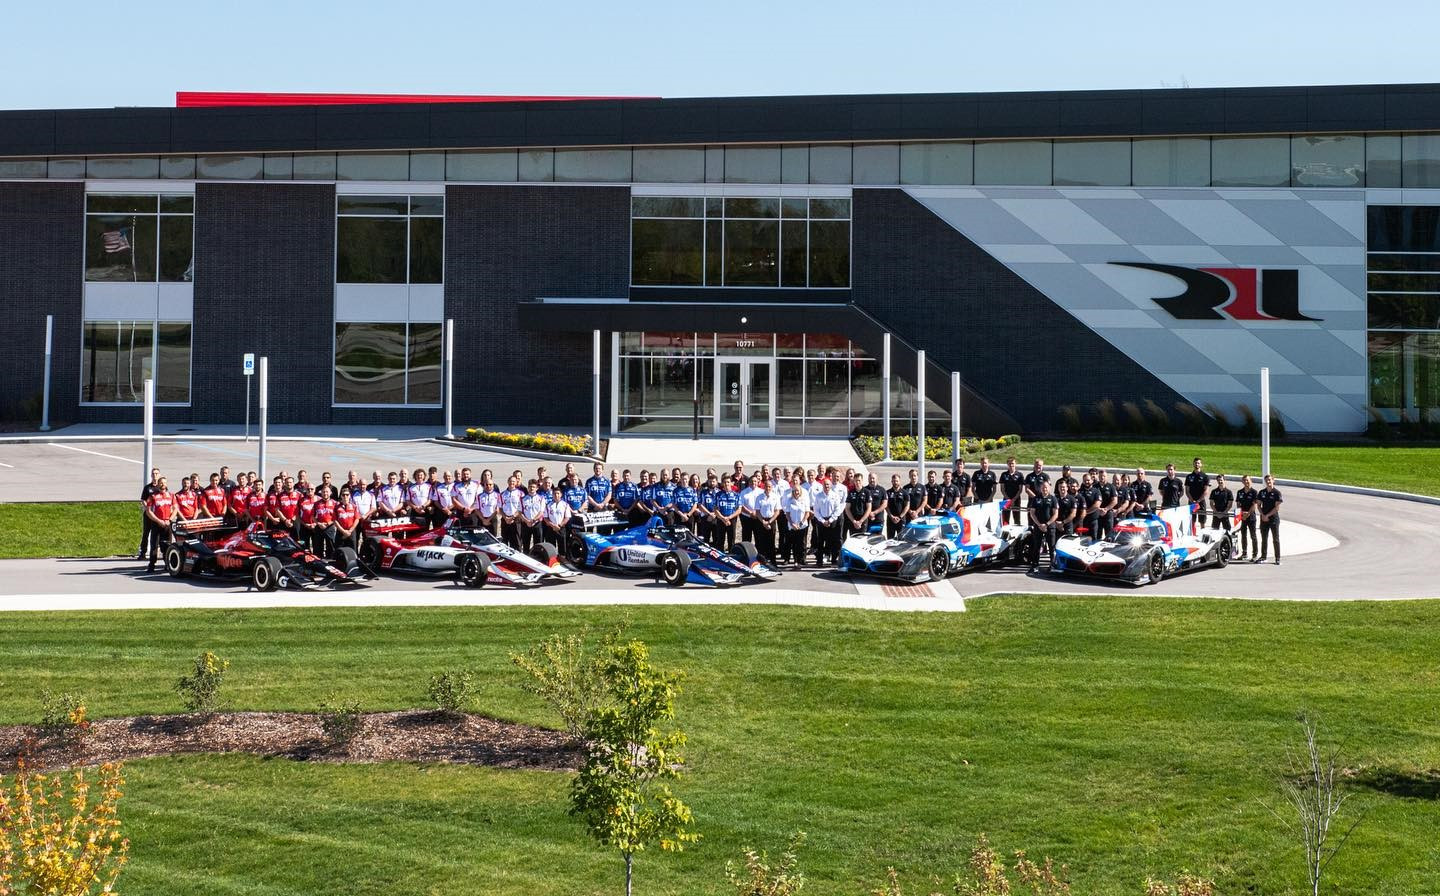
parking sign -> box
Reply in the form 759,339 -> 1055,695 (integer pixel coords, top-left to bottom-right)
243,353 -> 255,376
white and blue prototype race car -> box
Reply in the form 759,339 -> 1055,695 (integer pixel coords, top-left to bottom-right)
1048,503 -> 1236,586
837,499 -> 1029,583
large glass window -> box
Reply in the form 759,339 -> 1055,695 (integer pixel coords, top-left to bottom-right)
85,194 -> 193,283
334,322 -> 442,406
1053,140 -> 1131,187
974,141 -> 1052,186
1366,135 -> 1402,188
900,142 -> 973,185
630,194 -> 849,288
1132,138 -> 1211,187
81,320 -> 190,404
1211,137 -> 1290,187
1367,207 -> 1440,421
1291,135 -> 1363,187
1402,134 -> 1440,187
336,194 -> 444,284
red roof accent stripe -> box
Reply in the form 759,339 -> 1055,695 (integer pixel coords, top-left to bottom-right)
176,92 -> 652,108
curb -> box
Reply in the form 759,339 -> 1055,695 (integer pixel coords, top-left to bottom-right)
0,434 -> 430,445
429,438 -> 603,464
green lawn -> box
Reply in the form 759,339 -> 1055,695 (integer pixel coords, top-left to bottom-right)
959,440 -> 1440,498
2,601 -> 1437,895
0,500 -> 139,559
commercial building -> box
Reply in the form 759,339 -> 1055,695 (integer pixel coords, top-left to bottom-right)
2,84 -> 1439,436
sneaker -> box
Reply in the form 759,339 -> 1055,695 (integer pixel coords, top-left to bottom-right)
1274,559 -> 1281,566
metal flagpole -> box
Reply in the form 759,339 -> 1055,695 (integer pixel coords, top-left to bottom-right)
917,349 -> 927,482
881,333 -> 892,462
1260,366 -> 1271,478
40,315 -> 53,432
141,378 -> 154,492
444,318 -> 455,440
258,357 -> 268,485
592,330 -> 602,459
950,370 -> 960,464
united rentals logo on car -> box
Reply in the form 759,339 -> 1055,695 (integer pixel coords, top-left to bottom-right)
1110,262 -> 1322,322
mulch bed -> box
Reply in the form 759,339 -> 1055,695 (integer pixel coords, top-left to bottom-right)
0,710 -> 582,773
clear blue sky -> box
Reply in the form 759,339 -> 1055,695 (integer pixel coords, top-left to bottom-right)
5,0 -> 1437,110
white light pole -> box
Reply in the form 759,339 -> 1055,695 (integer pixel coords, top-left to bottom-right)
592,329 -> 602,459
1260,366 -> 1271,478
444,318 -> 455,440
257,357 -> 268,484
40,315 -> 53,432
141,377 -> 154,492
881,333 -> 892,462
917,349 -> 926,482
951,370 -> 961,464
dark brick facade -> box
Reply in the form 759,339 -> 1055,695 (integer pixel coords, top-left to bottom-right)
850,188 -> 1191,432
445,185 -> 630,427
0,183 -> 82,424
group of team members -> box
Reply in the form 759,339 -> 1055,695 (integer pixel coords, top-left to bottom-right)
136,454 -> 1286,574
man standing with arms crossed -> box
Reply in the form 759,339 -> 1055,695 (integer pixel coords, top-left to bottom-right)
1185,457 -> 1211,528
1257,474 -> 1284,565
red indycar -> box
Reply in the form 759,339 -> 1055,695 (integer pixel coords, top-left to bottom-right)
163,518 -> 368,591
357,517 -> 577,587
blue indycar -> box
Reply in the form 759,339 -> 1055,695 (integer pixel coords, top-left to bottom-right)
565,512 -> 781,587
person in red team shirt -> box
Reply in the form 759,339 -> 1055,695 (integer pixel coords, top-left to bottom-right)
247,479 -> 269,528
312,485 -> 338,557
276,477 -> 301,539
228,472 -> 251,526
202,473 -> 228,519
264,475 -> 286,528
174,476 -> 200,521
296,484 -> 317,548
143,476 -> 176,572
333,488 -> 360,554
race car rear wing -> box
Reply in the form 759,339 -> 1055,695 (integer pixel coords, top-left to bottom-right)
364,515 -> 424,535
569,510 -> 632,534
171,517 -> 231,537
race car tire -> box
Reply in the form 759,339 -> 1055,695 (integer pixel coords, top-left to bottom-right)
565,533 -> 588,566
658,550 -> 690,588
252,556 -> 283,592
928,545 -> 951,580
529,542 -> 559,566
164,544 -> 187,578
457,552 -> 490,588
1145,549 -> 1166,586
336,546 -> 360,575
1214,534 -> 1233,569
358,537 -> 382,570
729,542 -> 760,567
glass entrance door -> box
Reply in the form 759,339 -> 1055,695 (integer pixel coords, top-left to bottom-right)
715,357 -> 774,436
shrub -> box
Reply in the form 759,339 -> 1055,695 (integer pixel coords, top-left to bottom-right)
1144,874 -> 1215,896
1093,398 -> 1119,432
1122,400 -> 1148,434
1236,403 -> 1261,438
512,621 -> 629,739
1058,403 -> 1084,434
0,760 -> 130,894
427,669 -> 477,718
869,834 -> 1070,896
319,696 -> 363,747
463,427 -> 592,456
38,690 -> 92,743
1269,408 -> 1288,439
1173,402 -> 1211,436
726,831 -> 806,896
1143,398 -> 1172,433
175,650 -> 229,716
981,438 -> 997,451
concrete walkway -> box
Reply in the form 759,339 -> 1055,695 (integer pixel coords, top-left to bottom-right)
606,436 -> 863,469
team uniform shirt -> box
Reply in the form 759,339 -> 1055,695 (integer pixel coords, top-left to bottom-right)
500,487 -> 525,518
378,484 -> 405,515
452,480 -> 480,513
805,479 -> 827,508
146,491 -> 176,522
886,487 -> 908,520
585,475 -> 612,509
1257,487 -> 1283,518
1131,479 -> 1153,506
1058,474 -> 1080,495
563,484 -> 588,512
862,484 -> 888,514
1030,494 -> 1059,524
335,503 -> 360,531
299,496 -> 318,525
1235,487 -> 1259,513
673,486 -> 698,515
1079,485 -> 1102,513
739,485 -> 762,518
202,485 -> 228,517
1023,471 -> 1050,499
924,482 -> 945,512
477,487 -> 501,519
1184,471 -> 1210,505
846,488 -> 869,521
613,481 -> 639,511
1209,486 -> 1234,514
901,482 -> 927,514
952,470 -> 971,502
545,498 -> 572,529
313,499 -> 336,525
1056,494 -> 1078,524
1158,475 -> 1185,507
1114,485 -> 1135,513
431,482 -> 453,511
521,493 -> 548,523
653,482 -> 677,512
697,486 -> 719,517
1097,481 -> 1118,511
971,469 -> 998,502
406,483 -> 432,512
638,483 -> 657,512
175,490 -> 200,520
715,488 -> 741,519
228,486 -> 251,518
781,492 -> 811,529
754,490 -> 782,522
999,470 -> 1024,502
351,488 -> 376,520
246,490 -> 268,520
816,484 -> 847,524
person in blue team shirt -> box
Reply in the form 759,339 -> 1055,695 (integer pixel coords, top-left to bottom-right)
672,474 -> 699,529
652,469 -> 676,524
714,475 -> 742,549
636,471 -> 656,526
696,473 -> 719,542
584,462 -> 612,511
563,477 -> 588,514
614,469 -> 641,525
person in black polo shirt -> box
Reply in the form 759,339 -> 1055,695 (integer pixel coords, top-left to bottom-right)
1057,464 -> 1079,498
923,470 -> 944,518
845,475 -> 871,537
1055,480 -> 1078,535
1096,471 -> 1118,541
1112,473 -> 1134,522
137,467 -> 161,560
1184,457 -> 1210,527
902,470 -> 928,524
1209,474 -> 1234,531
1235,475 -> 1260,560
999,457 -> 1024,524
940,469 -> 962,515
951,459 -> 971,507
885,474 -> 907,538
1257,474 -> 1284,564
1132,467 -> 1154,511
1158,463 -> 1184,509
1078,473 -> 1102,539
1027,480 -> 1059,572
971,458 -> 998,505
860,473 -> 887,534
1024,459 -> 1050,516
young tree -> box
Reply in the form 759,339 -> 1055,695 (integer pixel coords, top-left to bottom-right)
569,638 -> 698,896
1265,713 -> 1368,896
0,760 -> 130,895
511,620 -> 629,739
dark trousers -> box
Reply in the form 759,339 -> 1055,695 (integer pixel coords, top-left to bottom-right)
887,516 -> 905,539
740,515 -> 756,544
813,520 -> 837,562
334,528 -> 357,552
1190,500 -> 1207,528
1259,517 -> 1281,560
626,506 -> 648,527
1081,510 -> 1101,538
144,519 -> 168,566
543,523 -> 566,547
785,526 -> 810,565
315,524 -> 337,557
754,521 -> 777,562
1238,514 -> 1258,556
1003,495 -> 1023,524
501,518 -> 523,549
1210,513 -> 1232,532
1029,523 -> 1058,566
521,521 -> 543,552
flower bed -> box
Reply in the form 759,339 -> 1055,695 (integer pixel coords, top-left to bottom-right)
851,434 -> 1022,464
462,428 -> 592,456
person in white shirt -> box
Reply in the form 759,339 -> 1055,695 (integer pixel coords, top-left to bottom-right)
378,472 -> 405,518
753,480 -> 782,563
780,484 -> 813,568
350,483 -> 377,531
406,469 -> 432,523
739,479 -> 763,545
544,486 -> 572,549
813,468 -> 848,565
452,467 -> 480,527
520,481 -> 547,552
499,476 -> 526,548
431,472 -> 455,527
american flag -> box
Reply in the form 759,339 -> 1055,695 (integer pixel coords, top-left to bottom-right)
102,228 -> 130,253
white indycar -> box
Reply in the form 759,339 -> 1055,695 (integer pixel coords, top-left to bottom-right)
836,499 -> 1030,583
358,517 -> 577,587
1048,503 -> 1236,586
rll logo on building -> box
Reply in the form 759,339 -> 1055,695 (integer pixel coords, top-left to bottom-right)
1110,263 -> 1321,322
